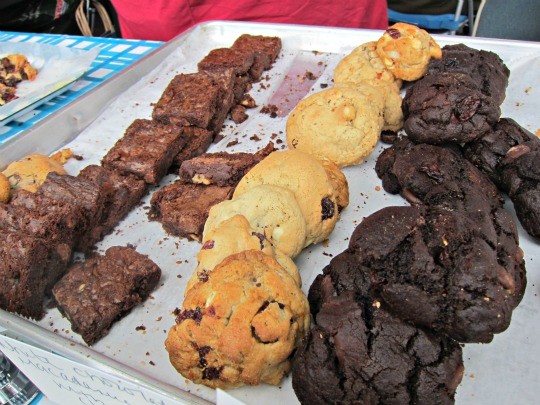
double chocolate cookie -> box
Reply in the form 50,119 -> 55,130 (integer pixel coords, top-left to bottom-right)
292,250 -> 464,405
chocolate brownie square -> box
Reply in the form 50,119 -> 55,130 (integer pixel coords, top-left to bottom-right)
102,119 -> 186,185
179,142 -> 273,186
37,172 -> 107,251
77,165 -> 147,248
198,47 -> 255,76
52,246 -> 161,345
1,189 -> 83,246
231,34 -> 282,80
0,232 -> 62,319
149,181 -> 233,240
204,68 -> 236,135
152,72 -> 222,128
170,126 -> 214,170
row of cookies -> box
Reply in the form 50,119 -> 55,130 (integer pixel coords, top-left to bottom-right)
165,149 -> 350,388
285,23 -> 442,167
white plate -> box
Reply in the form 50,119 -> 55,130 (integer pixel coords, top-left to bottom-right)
0,42 -> 98,123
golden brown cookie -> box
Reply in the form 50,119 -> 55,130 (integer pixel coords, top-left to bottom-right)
204,184 -> 307,258
188,215 -> 301,292
286,86 -> 384,168
319,158 -> 349,213
234,150 -> 340,246
334,41 -> 402,90
0,173 -> 10,203
2,154 -> 67,193
5,54 -> 38,81
165,250 -> 310,389
376,22 -> 442,81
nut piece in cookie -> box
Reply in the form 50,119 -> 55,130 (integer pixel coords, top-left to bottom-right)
376,22 -> 442,81
189,214 -> 300,293
234,150 -> 340,246
2,154 -> 67,193
286,85 -> 384,168
165,250 -> 310,389
205,184 -> 307,258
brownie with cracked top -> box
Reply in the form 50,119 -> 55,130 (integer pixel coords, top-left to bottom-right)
36,172 -> 108,252
231,34 -> 282,80
149,180 -> 234,241
179,142 -> 274,186
463,118 -> 540,239
102,119 -> 186,185
293,249 -> 464,405
402,72 -> 500,144
153,72 -> 224,129
52,246 -> 161,345
0,189 -> 83,246
77,164 -> 146,247
427,44 -> 509,106
0,232 -> 71,319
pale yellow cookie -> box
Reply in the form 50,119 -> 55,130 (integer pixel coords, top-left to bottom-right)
376,22 -> 442,81
319,158 -> 349,213
187,215 -> 301,292
334,41 -> 402,90
0,173 -> 10,203
2,154 -> 67,193
234,150 -> 340,246
166,250 -> 310,389
336,81 -> 403,132
204,184 -> 307,258
286,86 -> 384,167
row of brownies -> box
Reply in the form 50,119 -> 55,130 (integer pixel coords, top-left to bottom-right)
0,33 -> 284,346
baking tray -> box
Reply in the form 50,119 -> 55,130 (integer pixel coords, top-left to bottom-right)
1,21 -> 539,405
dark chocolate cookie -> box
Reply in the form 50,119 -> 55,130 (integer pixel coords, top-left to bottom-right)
427,44 -> 509,105
293,250 -> 464,405
402,72 -> 500,144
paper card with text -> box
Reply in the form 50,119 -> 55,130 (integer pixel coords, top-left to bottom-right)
0,334 -> 185,405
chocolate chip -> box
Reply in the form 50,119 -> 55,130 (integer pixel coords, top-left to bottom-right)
176,307 -> 203,324
321,196 -> 335,220
202,366 -> 223,380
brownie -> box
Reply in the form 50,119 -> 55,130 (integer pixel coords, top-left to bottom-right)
0,232 -> 71,319
37,172 -> 108,251
77,164 -> 147,247
231,34 -> 281,68
1,189 -> 83,246
52,246 -> 161,345
179,142 -> 273,187
102,119 -> 186,185
148,181 -> 234,241
232,73 -> 252,103
170,126 -> 214,170
204,68 -> 236,135
152,72 -> 224,129
427,44 -> 509,105
198,47 -> 255,77
402,72 -> 500,144
292,250 -> 464,405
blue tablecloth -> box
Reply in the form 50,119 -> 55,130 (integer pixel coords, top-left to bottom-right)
0,32 -> 163,145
